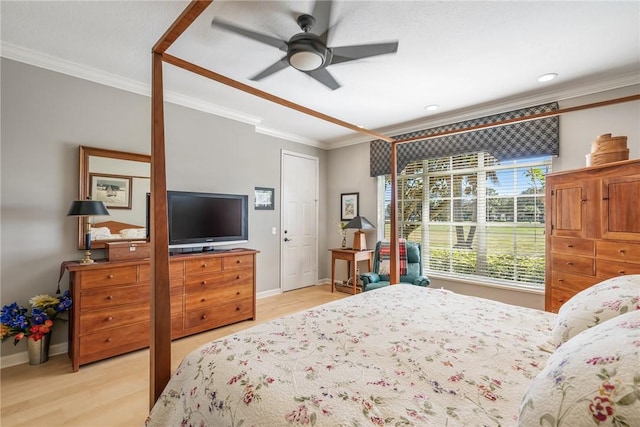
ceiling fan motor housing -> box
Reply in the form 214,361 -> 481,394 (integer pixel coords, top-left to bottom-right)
287,33 -> 332,71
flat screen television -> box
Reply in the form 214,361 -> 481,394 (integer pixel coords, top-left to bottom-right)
161,190 -> 248,251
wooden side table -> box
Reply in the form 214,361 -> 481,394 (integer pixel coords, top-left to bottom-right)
329,248 -> 374,294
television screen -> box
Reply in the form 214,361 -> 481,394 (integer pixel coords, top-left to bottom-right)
166,190 -> 248,250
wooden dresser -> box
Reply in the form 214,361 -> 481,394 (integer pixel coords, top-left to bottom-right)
545,159 -> 640,312
66,249 -> 258,371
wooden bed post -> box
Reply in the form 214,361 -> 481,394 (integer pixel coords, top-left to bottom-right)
389,141 -> 400,284
150,51 -> 171,408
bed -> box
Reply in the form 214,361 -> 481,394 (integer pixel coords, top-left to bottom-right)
146,276 -> 640,426
147,285 -> 553,426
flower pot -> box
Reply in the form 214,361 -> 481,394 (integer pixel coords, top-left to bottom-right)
27,332 -> 51,365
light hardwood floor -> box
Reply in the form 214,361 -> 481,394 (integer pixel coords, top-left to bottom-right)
0,284 -> 349,427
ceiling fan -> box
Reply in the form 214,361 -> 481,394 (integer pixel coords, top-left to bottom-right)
211,1 -> 399,90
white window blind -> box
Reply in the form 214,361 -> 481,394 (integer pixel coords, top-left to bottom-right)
381,153 -> 551,289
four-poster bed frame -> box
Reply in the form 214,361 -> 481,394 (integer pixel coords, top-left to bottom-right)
149,0 -> 640,406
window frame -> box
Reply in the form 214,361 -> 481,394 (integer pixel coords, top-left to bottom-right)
378,152 -> 551,291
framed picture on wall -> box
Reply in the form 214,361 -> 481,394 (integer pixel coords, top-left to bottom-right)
90,173 -> 132,209
254,187 -> 275,210
340,192 -> 359,221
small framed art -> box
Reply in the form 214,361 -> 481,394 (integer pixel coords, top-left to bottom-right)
340,192 -> 359,221
254,187 -> 274,210
90,173 -> 132,209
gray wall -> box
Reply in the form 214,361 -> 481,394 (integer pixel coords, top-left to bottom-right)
327,85 -> 640,309
0,58 -> 328,359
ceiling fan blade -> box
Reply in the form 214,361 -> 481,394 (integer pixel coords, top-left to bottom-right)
249,57 -> 290,81
311,0 -> 333,43
305,68 -> 340,90
330,41 -> 399,65
211,18 -> 287,50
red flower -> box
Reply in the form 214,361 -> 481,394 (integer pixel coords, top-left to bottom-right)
589,396 -> 614,422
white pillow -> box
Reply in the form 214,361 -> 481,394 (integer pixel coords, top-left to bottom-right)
90,226 -> 112,240
120,228 -> 146,239
519,310 -> 640,426
551,275 -> 640,347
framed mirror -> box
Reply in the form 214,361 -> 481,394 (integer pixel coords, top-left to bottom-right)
77,145 -> 151,249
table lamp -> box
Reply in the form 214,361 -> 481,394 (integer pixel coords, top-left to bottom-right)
67,199 -> 109,264
344,216 -> 375,250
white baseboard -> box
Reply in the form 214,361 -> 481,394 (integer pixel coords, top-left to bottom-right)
1,342 -> 68,369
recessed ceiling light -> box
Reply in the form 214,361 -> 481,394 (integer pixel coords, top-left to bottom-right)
538,73 -> 558,83
425,105 -> 439,111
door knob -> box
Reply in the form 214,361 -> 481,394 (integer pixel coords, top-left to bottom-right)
284,237 -> 292,242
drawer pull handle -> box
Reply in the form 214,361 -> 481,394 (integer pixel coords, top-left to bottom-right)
202,264 -> 207,268
619,249 -> 626,253
236,291 -> 241,296
618,270 -> 625,274
106,338 -> 112,343
236,275 -> 241,280
558,279 -> 564,282
200,298 -> 206,302
566,262 -> 574,266
236,306 -> 241,311
201,281 -> 207,285
236,260 -> 241,264
201,314 -> 207,320
107,295 -> 113,300
567,245 -> 574,248
106,316 -> 113,321
107,274 -> 114,279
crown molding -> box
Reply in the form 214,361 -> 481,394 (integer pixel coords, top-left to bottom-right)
255,125 -> 324,148
0,42 -> 307,143
3,42 -> 637,151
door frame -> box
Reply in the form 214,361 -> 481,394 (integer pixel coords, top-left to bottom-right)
280,150 -> 320,292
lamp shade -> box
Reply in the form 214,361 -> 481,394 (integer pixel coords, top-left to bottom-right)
344,216 -> 375,230
67,200 -> 109,216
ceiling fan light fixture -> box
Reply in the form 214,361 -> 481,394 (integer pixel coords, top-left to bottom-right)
289,50 -> 324,71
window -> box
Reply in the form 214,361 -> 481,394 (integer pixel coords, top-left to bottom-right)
380,152 -> 551,289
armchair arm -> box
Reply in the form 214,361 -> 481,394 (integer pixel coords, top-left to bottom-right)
413,276 -> 431,287
361,272 -> 380,285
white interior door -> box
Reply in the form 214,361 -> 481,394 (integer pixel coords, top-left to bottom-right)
281,151 -> 318,292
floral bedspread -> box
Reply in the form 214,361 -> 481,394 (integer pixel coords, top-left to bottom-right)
146,285 -> 555,426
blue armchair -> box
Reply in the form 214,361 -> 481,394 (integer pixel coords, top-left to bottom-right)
360,241 -> 430,292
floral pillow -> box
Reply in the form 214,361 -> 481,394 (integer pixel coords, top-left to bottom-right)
551,274 -> 640,347
90,226 -> 112,240
519,309 -> 640,426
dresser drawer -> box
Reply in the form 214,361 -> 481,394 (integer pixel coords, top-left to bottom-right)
596,260 -> 640,279
184,272 -> 224,294
550,270 -> 600,294
550,237 -> 594,256
223,254 -> 254,271
139,261 -> 184,282
596,240 -> 640,264
80,304 -> 150,334
185,282 -> 253,311
184,296 -> 253,331
78,321 -> 150,360
80,283 -> 149,312
185,257 -> 222,276
551,253 -> 594,275
222,269 -> 254,286
548,287 -> 577,313
170,285 -> 183,316
76,266 -> 138,289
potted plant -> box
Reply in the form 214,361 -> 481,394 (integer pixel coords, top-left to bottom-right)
0,291 -> 72,364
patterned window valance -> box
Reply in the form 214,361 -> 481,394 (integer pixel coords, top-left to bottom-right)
370,102 -> 559,177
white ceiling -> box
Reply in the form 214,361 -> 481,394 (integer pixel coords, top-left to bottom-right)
2,1 -> 639,149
